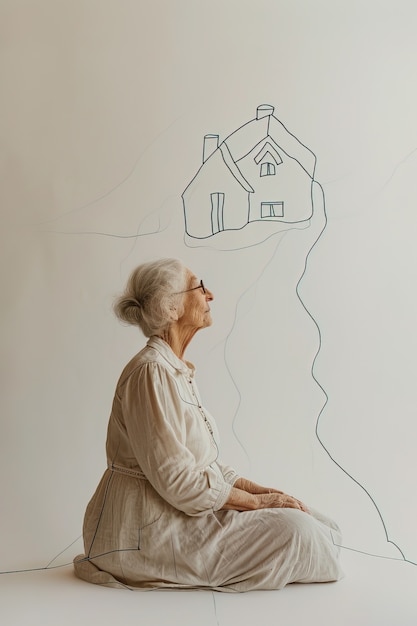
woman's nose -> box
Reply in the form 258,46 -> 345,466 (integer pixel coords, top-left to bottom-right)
206,288 -> 214,301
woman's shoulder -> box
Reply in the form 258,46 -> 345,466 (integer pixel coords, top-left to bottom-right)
116,337 -> 188,388
116,345 -> 163,385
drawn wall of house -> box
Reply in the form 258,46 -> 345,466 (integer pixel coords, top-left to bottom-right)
2,1 -> 417,601
238,136 -> 313,223
183,105 -> 315,239
183,146 -> 251,237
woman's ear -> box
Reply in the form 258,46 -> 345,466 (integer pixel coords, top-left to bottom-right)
169,306 -> 179,322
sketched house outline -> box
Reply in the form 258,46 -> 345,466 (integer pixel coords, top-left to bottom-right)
182,104 -> 317,239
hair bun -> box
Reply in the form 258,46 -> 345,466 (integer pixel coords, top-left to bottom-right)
113,258 -> 186,336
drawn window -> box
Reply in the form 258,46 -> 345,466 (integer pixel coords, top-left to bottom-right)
260,162 -> 276,177
211,192 -> 225,234
261,202 -> 284,218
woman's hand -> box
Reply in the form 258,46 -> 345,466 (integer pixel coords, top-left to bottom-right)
234,477 -> 283,495
252,492 -> 309,513
222,485 -> 309,513
222,477 -> 309,513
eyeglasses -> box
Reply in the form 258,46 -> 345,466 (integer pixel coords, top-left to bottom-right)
176,279 -> 207,295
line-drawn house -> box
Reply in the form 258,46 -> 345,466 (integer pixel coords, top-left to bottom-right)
182,104 -> 317,239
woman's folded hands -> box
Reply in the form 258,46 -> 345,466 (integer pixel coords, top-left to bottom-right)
222,477 -> 309,513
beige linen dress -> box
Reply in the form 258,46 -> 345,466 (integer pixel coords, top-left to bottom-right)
74,337 -> 342,591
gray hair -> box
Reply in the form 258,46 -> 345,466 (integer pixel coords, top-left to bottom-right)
113,258 -> 188,337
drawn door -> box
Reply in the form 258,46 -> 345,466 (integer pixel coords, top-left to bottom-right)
211,192 -> 225,234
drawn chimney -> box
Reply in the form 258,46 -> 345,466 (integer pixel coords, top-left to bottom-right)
256,104 -> 275,120
202,134 -> 219,163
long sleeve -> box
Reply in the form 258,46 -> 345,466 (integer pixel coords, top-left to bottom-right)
216,459 -> 240,486
119,362 -> 232,516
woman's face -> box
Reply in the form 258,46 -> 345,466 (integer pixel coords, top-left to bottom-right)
179,270 -> 214,331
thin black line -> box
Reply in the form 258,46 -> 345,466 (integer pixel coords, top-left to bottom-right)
212,591 -> 220,625
45,534 -> 83,568
87,471 -> 114,558
334,542 -> 417,565
36,114 -> 184,226
295,181 -> 415,567
378,146 -> 417,192
39,227 -> 166,239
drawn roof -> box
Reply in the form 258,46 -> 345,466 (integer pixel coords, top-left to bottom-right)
219,142 -> 254,193
223,106 -> 316,180
183,104 -> 317,198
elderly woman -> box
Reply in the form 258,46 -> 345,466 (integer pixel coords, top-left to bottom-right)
74,258 -> 342,590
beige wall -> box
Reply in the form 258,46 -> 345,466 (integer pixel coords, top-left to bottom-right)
2,0 -> 417,573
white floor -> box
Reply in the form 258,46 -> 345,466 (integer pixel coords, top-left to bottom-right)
1,550 -> 417,626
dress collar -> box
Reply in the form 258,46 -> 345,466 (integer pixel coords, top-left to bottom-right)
147,336 -> 196,377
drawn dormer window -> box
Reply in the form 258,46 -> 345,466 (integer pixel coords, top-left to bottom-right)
254,141 -> 283,179
260,162 -> 276,177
